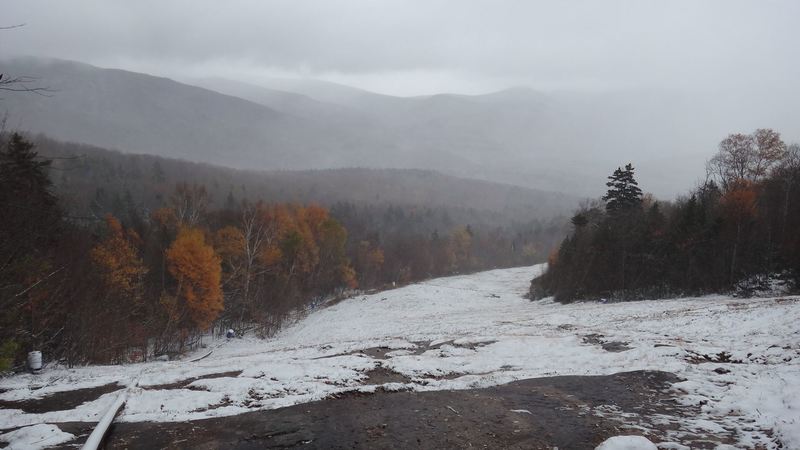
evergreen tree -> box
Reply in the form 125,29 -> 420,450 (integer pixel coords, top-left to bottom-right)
0,134 -> 63,366
602,163 -> 643,213
0,133 -> 57,211
0,133 -> 62,278
225,190 -> 237,210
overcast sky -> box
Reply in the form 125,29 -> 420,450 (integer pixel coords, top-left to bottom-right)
2,0 -> 799,96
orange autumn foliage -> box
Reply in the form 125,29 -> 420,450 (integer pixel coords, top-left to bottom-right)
358,242 -> 385,270
450,227 -> 472,266
721,181 -> 758,222
280,206 -> 321,275
166,227 -> 224,330
91,214 -> 146,298
547,248 -> 559,267
340,265 -> 358,289
151,206 -> 178,230
213,226 -> 245,263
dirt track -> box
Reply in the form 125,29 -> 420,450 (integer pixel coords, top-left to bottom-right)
49,370 -> 726,450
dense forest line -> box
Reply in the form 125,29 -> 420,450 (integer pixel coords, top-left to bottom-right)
35,133 -> 567,292
0,133 -> 567,370
533,129 -> 800,302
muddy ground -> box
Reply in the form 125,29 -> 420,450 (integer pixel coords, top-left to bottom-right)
40,370 -> 725,450
0,382 -> 123,414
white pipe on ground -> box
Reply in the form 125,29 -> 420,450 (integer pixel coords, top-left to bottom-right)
81,390 -> 127,450
80,338 -> 228,449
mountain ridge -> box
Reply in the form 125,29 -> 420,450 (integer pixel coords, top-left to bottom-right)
4,57 -> 798,198
27,134 -> 579,223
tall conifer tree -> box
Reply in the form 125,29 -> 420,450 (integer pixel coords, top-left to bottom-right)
602,163 -> 643,213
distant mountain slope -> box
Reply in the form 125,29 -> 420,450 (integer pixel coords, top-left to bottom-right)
184,75 -> 584,192
0,57 -> 481,185
261,77 -> 409,113
5,58 -> 797,197
246,77 -> 800,198
32,136 -> 578,224
184,77 -> 369,126
0,58 -> 593,195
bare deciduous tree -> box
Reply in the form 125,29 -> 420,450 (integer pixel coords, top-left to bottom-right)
706,129 -> 786,190
169,183 -> 209,226
752,128 -> 788,178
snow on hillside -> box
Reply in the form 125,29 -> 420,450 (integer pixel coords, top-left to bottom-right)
1,264 -> 798,449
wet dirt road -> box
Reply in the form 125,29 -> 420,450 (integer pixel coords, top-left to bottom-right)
66,370 -> 719,450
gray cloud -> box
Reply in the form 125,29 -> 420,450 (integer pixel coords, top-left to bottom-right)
2,0 -> 799,95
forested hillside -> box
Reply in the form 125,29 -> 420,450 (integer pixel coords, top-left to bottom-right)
0,133 -> 568,369
534,129 -> 800,302
36,134 -> 570,279
31,135 -> 576,222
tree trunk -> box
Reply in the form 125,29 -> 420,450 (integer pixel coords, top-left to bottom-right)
730,222 -> 741,284
782,179 -> 792,243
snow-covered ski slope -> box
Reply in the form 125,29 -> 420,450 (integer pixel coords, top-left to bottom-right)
1,264 -> 799,449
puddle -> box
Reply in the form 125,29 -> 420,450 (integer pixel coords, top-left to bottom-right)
362,367 -> 413,384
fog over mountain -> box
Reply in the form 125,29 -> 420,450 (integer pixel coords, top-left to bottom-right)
3,1 -> 800,197
193,75 -> 800,198
2,57 -> 798,198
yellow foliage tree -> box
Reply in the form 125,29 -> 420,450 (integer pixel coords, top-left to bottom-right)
356,240 -> 385,286
91,214 -> 146,298
151,207 -> 178,230
450,226 -> 473,269
166,227 -> 224,330
285,206 -> 320,276
315,215 -> 357,289
214,226 -> 245,270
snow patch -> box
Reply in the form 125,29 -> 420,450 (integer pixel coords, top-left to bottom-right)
0,424 -> 75,449
595,435 -> 658,450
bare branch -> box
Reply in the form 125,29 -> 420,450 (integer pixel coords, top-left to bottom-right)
0,74 -> 54,96
14,266 -> 65,298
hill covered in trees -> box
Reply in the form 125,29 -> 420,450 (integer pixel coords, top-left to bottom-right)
30,135 -> 576,224
533,129 -> 800,302
0,133 -> 569,370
